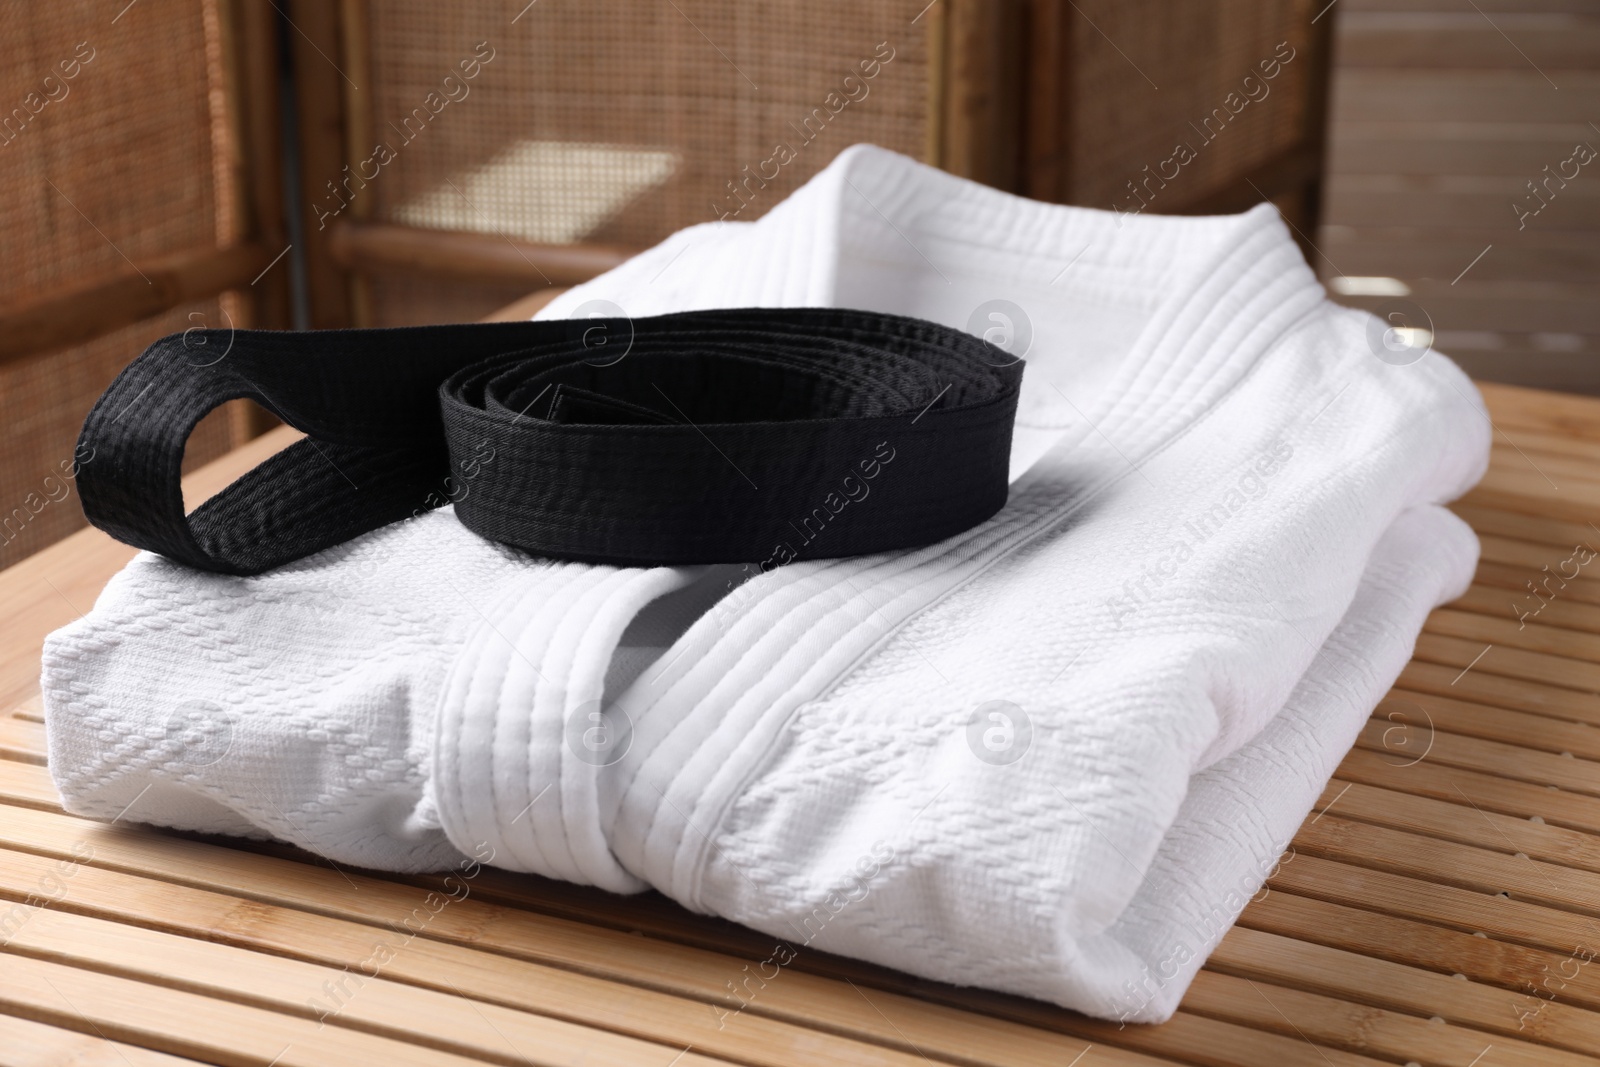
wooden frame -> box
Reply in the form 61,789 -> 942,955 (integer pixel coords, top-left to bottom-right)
928,0 -> 1027,191
282,1 -> 1336,328
1010,0 -> 1336,230
207,0 -> 1324,382
285,0 -> 355,329
1170,6 -> 1337,239
326,222 -> 635,287
0,245 -> 270,366
1018,0 -> 1072,204
218,0 -> 293,334
321,1 -> 628,326
337,0 -> 374,326
0,2 -> 1336,361
0,0 -> 292,371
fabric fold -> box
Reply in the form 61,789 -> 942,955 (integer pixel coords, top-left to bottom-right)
42,144 -> 1490,1022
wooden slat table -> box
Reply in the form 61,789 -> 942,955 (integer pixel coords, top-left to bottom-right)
4,381 -> 1600,1066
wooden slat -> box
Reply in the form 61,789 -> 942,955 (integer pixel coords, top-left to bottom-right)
1333,71 -> 1600,125
1427,606 -> 1600,664
0,244 -> 271,366
0,759 -> 58,809
1330,130 -> 1600,171
0,790 -> 1408,1067
382,847 -> 1383,1067
1200,936 -> 1600,1063
0,844 -> 1143,1067
1238,887 -> 1600,1013
1181,969 -> 1516,1066
1455,504 -> 1600,551
0,904 -> 775,1067
1320,225 -> 1600,282
326,221 -> 636,287
0,1012 -> 206,1067
480,287 -> 570,323
1327,181 -> 1600,230
0,803 -> 1186,1067
1411,630 -> 1600,693
1476,560 -> 1600,606
0,950 -> 583,1067
0,783 -> 1465,1067
0,718 -> 47,765
1334,745 -> 1600,836
1316,777 -> 1600,874
1385,686 -> 1600,751
1337,11 -> 1600,69
1484,382 -> 1600,438
1476,428 -> 1600,467
1450,584 -> 1600,639
1342,0 -> 1600,11
1353,718 -> 1600,796
1296,814 -> 1600,917
1269,851 -> 1600,959
1474,533 -> 1600,579
1465,465 -> 1600,522
1397,657 -> 1600,722
1433,601 -> 1600,659
921,992 -> 1394,1067
11,376 -> 1600,1065
1487,445 -> 1600,490
1455,352 -> 1600,398
1339,285 -> 1600,335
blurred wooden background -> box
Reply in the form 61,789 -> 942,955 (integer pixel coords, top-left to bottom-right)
1318,0 -> 1600,393
9,0 -> 1597,572
0,0 -> 1334,569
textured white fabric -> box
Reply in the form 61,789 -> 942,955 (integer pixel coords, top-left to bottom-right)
42,145 -> 1490,1022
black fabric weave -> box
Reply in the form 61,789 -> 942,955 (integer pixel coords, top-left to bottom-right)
77,308 -> 1022,575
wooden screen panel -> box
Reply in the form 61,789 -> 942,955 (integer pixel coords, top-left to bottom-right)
321,1 -> 1335,325
0,2 -> 231,304
361,0 -> 932,242
364,273 -> 540,329
0,298 -> 241,570
1319,0 -> 1600,395
1020,0 -> 1330,233
328,0 -> 934,324
0,1 -> 262,570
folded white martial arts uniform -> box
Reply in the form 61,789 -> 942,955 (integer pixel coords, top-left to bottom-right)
42,145 -> 1490,1022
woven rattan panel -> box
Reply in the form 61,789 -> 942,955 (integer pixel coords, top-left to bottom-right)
365,274 -> 545,328
0,1 -> 241,568
0,300 -> 239,570
352,1 -> 929,277
1060,0 -> 1317,211
0,1 -> 233,303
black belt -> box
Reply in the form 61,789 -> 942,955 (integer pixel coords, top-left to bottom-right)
78,308 -> 1022,575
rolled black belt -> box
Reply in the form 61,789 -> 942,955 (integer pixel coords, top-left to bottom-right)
77,307 -> 1022,575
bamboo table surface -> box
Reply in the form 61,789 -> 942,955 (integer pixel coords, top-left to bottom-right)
4,380 -> 1600,1066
